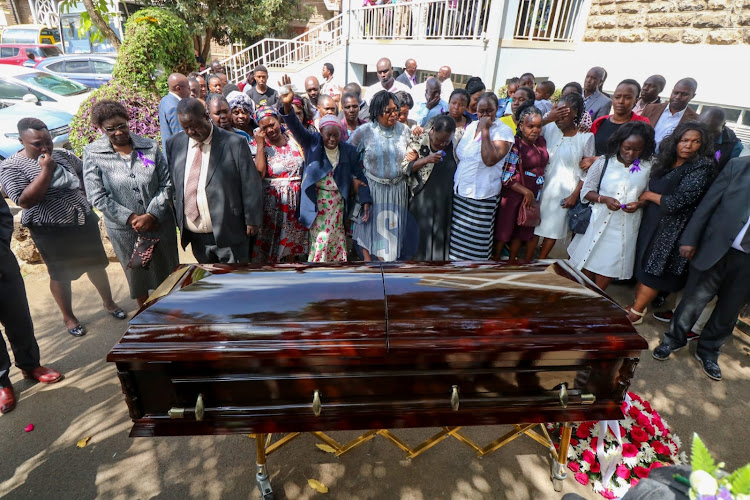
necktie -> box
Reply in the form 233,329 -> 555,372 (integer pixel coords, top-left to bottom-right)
184,142 -> 203,222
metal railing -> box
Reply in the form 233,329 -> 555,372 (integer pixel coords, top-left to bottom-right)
513,0 -> 585,43
205,13 -> 345,83
351,0 -> 490,41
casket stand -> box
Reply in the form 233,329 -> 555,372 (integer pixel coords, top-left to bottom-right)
108,261 -> 647,499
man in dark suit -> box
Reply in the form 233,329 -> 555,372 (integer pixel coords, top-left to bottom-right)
167,98 -> 262,264
640,78 -> 700,148
0,196 -> 62,413
159,73 -> 191,152
652,157 -> 750,381
396,59 -> 417,88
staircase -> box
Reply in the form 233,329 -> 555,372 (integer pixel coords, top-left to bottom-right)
211,13 -> 345,83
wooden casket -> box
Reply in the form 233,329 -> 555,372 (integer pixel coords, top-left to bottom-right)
108,261 -> 647,498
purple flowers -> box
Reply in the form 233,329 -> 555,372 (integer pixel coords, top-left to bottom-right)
629,158 -> 641,174
137,151 -> 155,168
714,150 -> 721,162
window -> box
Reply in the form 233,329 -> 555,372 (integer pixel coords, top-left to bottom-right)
0,80 -> 30,99
14,72 -> 89,97
65,60 -> 92,73
41,46 -> 63,57
92,60 -> 114,74
46,62 -> 65,72
1,29 -> 39,44
41,28 -> 61,43
0,47 -> 19,58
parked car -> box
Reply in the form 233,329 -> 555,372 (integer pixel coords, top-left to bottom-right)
1,24 -> 61,45
0,44 -> 63,66
35,54 -> 115,88
0,65 -> 92,115
0,103 -> 72,161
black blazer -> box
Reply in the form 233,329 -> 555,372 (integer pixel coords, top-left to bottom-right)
680,156 -> 750,271
166,126 -> 263,249
0,195 -> 20,278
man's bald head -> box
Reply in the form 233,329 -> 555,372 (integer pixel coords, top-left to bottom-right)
438,66 -> 452,82
699,106 -> 725,138
641,74 -> 666,103
343,82 -> 361,97
317,95 -> 337,116
584,66 -> 606,94
305,76 -> 320,103
425,77 -> 442,108
404,59 -> 417,77
168,73 -> 190,99
376,58 -> 394,87
676,77 -> 698,94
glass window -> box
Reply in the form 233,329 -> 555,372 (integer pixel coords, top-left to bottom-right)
65,60 -> 92,73
14,72 -> 89,97
41,46 -> 62,57
46,62 -> 65,72
0,80 -> 30,99
742,112 -> 750,127
92,60 -> 114,74
1,29 -> 39,44
41,28 -> 61,43
0,47 -> 16,58
721,107 -> 741,123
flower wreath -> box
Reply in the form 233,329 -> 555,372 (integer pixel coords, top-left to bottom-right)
547,392 -> 687,499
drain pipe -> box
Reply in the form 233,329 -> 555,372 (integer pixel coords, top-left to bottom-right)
9,0 -> 20,24
344,0 -> 351,85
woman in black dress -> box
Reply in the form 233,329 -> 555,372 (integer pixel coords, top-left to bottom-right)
624,122 -> 715,324
405,115 -> 457,260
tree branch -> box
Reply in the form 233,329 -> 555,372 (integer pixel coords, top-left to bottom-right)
82,0 -> 121,50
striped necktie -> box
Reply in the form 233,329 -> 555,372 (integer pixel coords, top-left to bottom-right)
184,142 -> 203,222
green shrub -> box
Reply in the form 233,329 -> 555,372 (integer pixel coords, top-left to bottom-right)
69,80 -> 161,157
113,7 -> 195,95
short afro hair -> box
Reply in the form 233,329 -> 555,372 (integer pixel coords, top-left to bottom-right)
17,117 -> 48,134
91,99 -> 129,127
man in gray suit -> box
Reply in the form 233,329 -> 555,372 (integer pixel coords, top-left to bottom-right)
582,67 -> 612,120
653,157 -> 750,381
166,98 -> 262,264
395,59 -> 417,88
159,73 -> 191,152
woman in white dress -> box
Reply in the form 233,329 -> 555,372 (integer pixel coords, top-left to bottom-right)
567,121 -> 656,290
534,92 -> 595,258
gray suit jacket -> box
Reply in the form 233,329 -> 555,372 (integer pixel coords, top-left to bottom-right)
680,156 -> 750,271
166,126 -> 263,249
584,90 -> 612,121
396,71 -> 414,88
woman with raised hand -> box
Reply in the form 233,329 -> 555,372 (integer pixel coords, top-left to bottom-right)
624,122 -> 715,324
449,92 -> 514,260
83,100 -> 179,308
348,90 -> 411,261
251,105 -> 309,263
534,92 -> 595,258
278,86 -> 372,262
494,103 -> 549,261
568,121 -> 656,290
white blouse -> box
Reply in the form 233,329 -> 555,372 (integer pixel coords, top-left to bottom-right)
453,119 -> 514,200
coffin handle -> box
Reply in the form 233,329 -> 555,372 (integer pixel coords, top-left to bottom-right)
450,385 -> 460,411
168,393 -> 205,421
195,394 -> 205,421
312,390 -> 322,417
559,383 -> 569,408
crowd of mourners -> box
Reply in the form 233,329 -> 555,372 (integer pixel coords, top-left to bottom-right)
1,54 -> 749,414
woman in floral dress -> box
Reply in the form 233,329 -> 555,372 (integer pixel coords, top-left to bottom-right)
251,105 -> 309,263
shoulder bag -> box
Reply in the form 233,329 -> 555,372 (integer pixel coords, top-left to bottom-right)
568,157 -> 609,235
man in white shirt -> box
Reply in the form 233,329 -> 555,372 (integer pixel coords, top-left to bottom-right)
365,58 -> 411,104
320,62 -> 341,103
641,78 -> 699,147
409,77 -> 448,126
652,156 -> 750,381
438,66 -> 453,103
166,98 -> 262,263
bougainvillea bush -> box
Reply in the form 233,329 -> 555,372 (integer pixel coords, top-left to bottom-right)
69,80 -> 160,156
548,392 -> 686,499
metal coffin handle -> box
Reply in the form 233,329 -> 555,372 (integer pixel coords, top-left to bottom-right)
312,390 -> 322,416
450,385 -> 460,411
559,383 -> 569,408
168,393 -> 205,421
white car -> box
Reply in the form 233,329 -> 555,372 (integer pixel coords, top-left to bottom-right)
0,64 -> 93,115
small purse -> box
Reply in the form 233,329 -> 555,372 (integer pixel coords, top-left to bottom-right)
127,232 -> 160,270
567,157 -> 610,235
518,201 -> 541,227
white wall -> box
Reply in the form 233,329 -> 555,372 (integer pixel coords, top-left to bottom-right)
494,42 -> 750,109
266,46 -> 349,92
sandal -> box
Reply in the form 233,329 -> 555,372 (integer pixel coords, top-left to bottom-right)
67,325 -> 86,337
627,307 -> 647,325
109,309 -> 127,320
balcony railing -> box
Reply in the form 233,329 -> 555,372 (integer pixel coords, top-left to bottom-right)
351,0 -> 491,41
513,0 -> 585,43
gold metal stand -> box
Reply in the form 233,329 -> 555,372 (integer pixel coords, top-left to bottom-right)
251,422 -> 571,494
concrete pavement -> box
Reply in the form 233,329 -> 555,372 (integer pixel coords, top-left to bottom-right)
1,258 -> 748,500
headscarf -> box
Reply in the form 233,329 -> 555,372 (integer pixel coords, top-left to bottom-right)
227,91 -> 255,115
291,96 -> 304,109
254,105 -> 279,124
318,114 -> 346,136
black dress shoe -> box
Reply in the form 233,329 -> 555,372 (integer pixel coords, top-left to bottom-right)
694,353 -> 722,381
652,342 -> 682,361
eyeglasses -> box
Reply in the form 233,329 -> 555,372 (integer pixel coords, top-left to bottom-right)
382,108 -> 399,116
103,123 -> 129,133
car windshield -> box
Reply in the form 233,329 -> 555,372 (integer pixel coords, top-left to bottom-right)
14,72 -> 89,96
2,29 -> 39,44
29,47 -> 63,58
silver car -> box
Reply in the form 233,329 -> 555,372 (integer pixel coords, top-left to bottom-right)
35,54 -> 115,88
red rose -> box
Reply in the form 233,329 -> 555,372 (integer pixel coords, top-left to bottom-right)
630,426 -> 648,444
636,413 -> 651,428
568,461 -> 580,473
642,400 -> 653,413
601,489 -> 616,499
616,465 -> 631,480
633,466 -> 650,479
620,425 -> 628,437
574,472 -> 589,486
590,437 -> 599,449
631,478 -> 640,487
570,438 -> 579,446
582,450 -> 596,464
628,392 -> 643,403
650,462 -> 665,470
622,443 -> 639,458
644,424 -> 656,437
576,422 -> 593,439
590,462 -> 601,473
650,441 -> 668,455
628,406 -> 642,420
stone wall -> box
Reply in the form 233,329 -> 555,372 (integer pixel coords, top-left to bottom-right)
584,0 -> 749,45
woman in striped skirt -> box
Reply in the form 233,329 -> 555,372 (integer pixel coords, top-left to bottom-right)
450,93 -> 515,260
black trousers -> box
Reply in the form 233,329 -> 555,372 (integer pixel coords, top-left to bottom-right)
0,257 -> 40,388
665,248 -> 750,362
185,230 -> 249,264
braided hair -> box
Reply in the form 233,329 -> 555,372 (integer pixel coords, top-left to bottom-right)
514,101 -> 542,139
557,92 -> 585,128
605,121 -> 656,162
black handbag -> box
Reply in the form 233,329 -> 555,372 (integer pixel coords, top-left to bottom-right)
127,232 -> 160,270
568,157 -> 609,235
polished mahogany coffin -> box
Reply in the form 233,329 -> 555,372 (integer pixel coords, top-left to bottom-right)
108,261 -> 647,438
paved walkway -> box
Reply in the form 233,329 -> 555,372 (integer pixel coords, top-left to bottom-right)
1,257 -> 748,500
